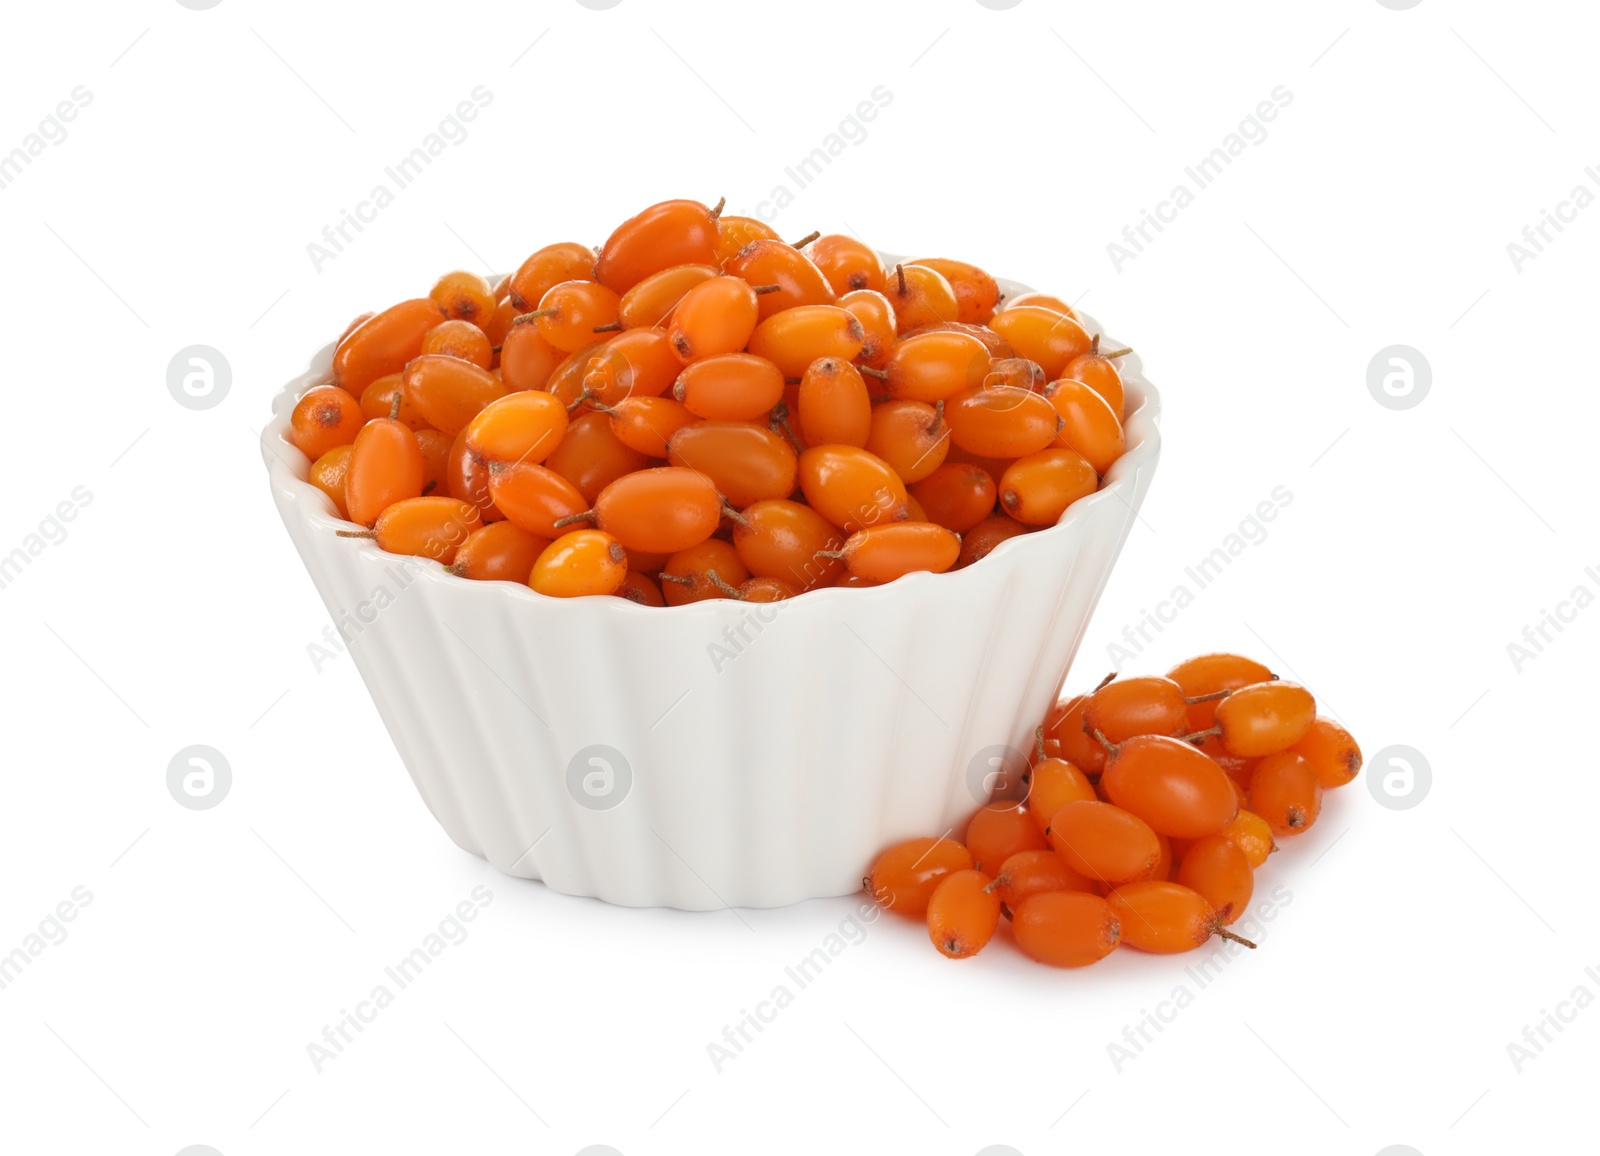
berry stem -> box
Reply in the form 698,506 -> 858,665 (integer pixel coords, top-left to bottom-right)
1184,689 -> 1233,704
1100,345 -> 1133,359
513,308 -> 557,324
336,529 -> 376,539
592,321 -> 623,333
789,230 -> 820,250
895,263 -> 907,296
752,283 -> 784,295
1216,927 -> 1258,949
708,195 -> 726,219
551,510 -> 597,529
858,365 -> 889,381
707,569 -> 743,598
1179,725 -> 1223,746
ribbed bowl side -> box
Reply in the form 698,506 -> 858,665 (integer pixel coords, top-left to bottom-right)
264,297 -> 1161,910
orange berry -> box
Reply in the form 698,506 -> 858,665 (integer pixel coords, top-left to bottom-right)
866,837 -> 974,918
529,529 -> 628,598
1012,891 -> 1121,967
289,385 -> 363,460
926,869 -> 1001,959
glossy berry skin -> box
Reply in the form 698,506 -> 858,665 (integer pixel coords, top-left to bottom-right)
1046,378 -> 1125,474
486,461 -> 588,538
1168,653 -> 1275,731
446,428 -> 503,523
451,521 -> 547,583
965,802 -> 1050,876
885,263 -> 958,332
308,445 -> 353,519
926,869 -> 1001,959
532,280 -> 622,352
864,400 -> 950,484
581,328 -> 682,404
1107,881 -> 1229,954
660,538 -> 748,605
1012,891 -> 1122,968
883,331 -> 989,402
614,570 -> 666,606
421,319 -> 493,369
1084,676 -> 1188,742
1213,682 -> 1317,757
724,239 -> 834,318
544,411 -> 648,504
403,355 -> 507,436
731,499 -> 845,590
1290,717 -> 1363,788
867,837 -> 974,917
946,387 -> 1062,459
837,289 -> 897,368
666,275 -> 759,362
594,198 -> 720,293
429,270 -> 496,325
1045,694 -> 1107,776
836,523 -> 961,583
1219,810 -> 1277,868
808,233 -> 887,295
618,262 -> 719,329
346,417 -> 424,527
910,463 -> 996,533
668,421 -> 797,507
592,467 -> 722,554
1046,800 -> 1161,887
999,448 -> 1098,526
1063,349 -> 1126,419
464,391 -> 569,464
746,305 -> 865,377
991,849 -> 1096,907
498,325 -> 566,393
1002,291 -> 1078,318
797,358 -> 872,448
333,298 -> 445,393
1176,835 -> 1253,925
359,374 -> 430,430
529,529 -> 628,598
1100,735 -> 1239,839
507,241 -> 595,310
713,215 -> 779,264
909,257 -> 1000,324
601,396 -> 698,457
1025,757 -> 1097,833
372,496 -> 482,564
1249,752 -> 1322,835
797,445 -> 910,533
674,354 -> 785,422
959,514 -> 1030,568
987,306 -> 1093,378
290,386 -> 363,460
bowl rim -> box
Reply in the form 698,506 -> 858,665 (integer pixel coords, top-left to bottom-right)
262,268 -> 1161,623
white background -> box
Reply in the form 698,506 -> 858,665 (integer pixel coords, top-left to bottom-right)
1,1 -> 1594,1153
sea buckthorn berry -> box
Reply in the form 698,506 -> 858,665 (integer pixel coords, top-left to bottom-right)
966,801 -> 1050,876
864,399 -> 950,484
1209,682 -> 1317,757
903,321 -> 1015,359
808,234 -> 887,295
498,324 -> 566,393
881,330 -> 990,402
660,538 -> 748,605
867,837 -> 974,917
1206,747 -> 1260,789
988,305 -> 1093,378
415,429 -> 452,496
429,270 -> 496,325
308,445 -> 353,519
999,448 -> 1098,525
1290,717 -> 1363,788
1002,291 -> 1078,318
1046,378 -> 1126,474
1220,809 -> 1277,868
464,391 -> 569,464
403,355 -> 508,436
746,305 -> 865,378
796,358 -> 871,447
666,275 -> 760,362
486,461 -> 588,538
674,353 -> 786,422
544,342 -> 608,411
1046,800 -> 1161,887
724,239 -> 835,318
336,311 -> 375,348
451,521 -> 547,583
615,570 -> 665,606
618,262 -> 719,329
446,427 -> 503,523
668,421 -> 797,507
831,521 -> 961,583
595,198 -> 722,293
591,467 -> 722,554
1107,881 -> 1253,954
372,496 -> 482,563
1099,734 -> 1239,839
1025,756 -> 1097,832
910,257 -> 1000,324
946,387 -> 1062,458
1084,676 -> 1188,743
731,498 -> 846,590
420,319 -> 494,369
543,411 -> 648,503
483,297 -> 518,347
579,328 -> 682,405
797,445 -> 910,533
991,849 -> 1096,907
1064,343 -> 1126,419
1248,752 -> 1322,835
1045,693 -> 1108,776
598,396 -> 698,457
738,576 -> 800,602
838,288 -> 898,368
909,463 -> 996,533
359,374 -> 430,429
1168,653 -> 1276,731
346,417 -> 425,527
713,214 -> 779,264
926,869 -> 1001,959
333,298 -> 446,393
1012,891 -> 1121,968
289,385 -> 363,460
529,529 -> 628,598
527,280 -> 622,353
507,241 -> 596,310
884,263 -> 958,332
986,357 -> 1047,393
959,514 -> 1030,568
1176,835 -> 1254,924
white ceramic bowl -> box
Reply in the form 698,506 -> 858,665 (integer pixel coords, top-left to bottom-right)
263,274 -> 1160,909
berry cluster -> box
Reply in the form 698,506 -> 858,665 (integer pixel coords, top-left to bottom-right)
867,654 -> 1361,966
285,197 -> 1132,603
